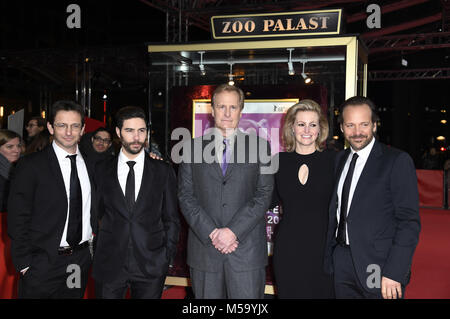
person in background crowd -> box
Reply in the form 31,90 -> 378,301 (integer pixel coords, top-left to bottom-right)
444,159 -> 450,171
444,159 -> 450,204
324,96 -> 421,299
8,100 -> 96,298
25,130 -> 51,155
422,146 -> 441,170
91,128 -> 112,154
271,100 -> 335,298
79,127 -> 114,165
25,117 -> 45,142
0,130 -> 22,212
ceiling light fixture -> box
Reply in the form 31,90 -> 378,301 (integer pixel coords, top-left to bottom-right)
228,63 -> 234,86
287,48 -> 295,75
301,62 -> 311,84
198,51 -> 206,76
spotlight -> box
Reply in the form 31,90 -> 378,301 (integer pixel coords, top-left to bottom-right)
288,62 -> 295,75
228,63 -> 235,85
198,51 -> 206,76
437,136 -> 446,141
302,73 -> 312,84
199,64 -> 206,76
401,58 -> 408,67
441,120 -> 447,124
301,62 -> 311,84
287,48 -> 295,75
228,75 -> 235,86
179,62 -> 189,73
102,93 -> 107,100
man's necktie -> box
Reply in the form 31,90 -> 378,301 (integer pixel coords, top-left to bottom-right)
125,161 -> 136,212
66,154 -> 82,248
221,139 -> 229,176
337,152 -> 359,245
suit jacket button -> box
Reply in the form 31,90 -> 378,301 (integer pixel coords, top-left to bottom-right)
223,181 -> 226,185
222,204 -> 227,208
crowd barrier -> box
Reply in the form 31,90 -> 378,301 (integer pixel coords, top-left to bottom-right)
416,169 -> 448,209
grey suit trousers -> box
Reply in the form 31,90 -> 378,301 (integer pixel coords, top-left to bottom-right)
190,262 -> 265,299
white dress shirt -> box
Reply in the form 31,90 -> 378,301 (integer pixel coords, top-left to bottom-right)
52,141 -> 92,247
117,148 -> 145,200
336,137 -> 376,245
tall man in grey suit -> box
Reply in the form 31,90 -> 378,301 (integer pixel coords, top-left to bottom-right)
178,84 -> 274,299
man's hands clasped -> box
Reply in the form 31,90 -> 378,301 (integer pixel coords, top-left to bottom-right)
209,228 -> 239,254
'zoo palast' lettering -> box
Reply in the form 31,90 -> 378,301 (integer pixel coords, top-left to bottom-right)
221,17 -> 330,34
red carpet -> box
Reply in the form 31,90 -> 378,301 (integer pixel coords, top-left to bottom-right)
162,286 -> 186,299
405,209 -> 450,299
2,209 -> 450,299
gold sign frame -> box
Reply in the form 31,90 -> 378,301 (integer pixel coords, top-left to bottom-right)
210,9 -> 343,40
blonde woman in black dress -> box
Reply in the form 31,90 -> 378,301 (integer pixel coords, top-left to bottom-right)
272,99 -> 335,298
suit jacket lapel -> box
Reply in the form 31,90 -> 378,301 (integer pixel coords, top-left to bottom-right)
111,155 -> 130,218
336,148 -> 351,182
203,133 -> 223,180
46,146 -> 67,204
347,140 -> 383,218
81,153 -> 97,229
224,130 -> 246,180
329,148 -> 350,221
134,155 -> 153,214
223,139 -> 236,180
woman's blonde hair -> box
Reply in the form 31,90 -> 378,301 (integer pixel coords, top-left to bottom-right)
282,99 -> 329,152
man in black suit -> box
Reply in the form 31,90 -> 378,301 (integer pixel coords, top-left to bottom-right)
8,100 -> 96,298
324,96 -> 421,299
92,106 -> 179,299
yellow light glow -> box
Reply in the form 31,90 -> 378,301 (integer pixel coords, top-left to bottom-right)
0,106 -> 3,117
437,136 -> 446,141
441,120 -> 447,124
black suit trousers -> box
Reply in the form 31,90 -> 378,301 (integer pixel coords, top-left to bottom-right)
18,246 -> 91,299
333,245 -> 405,299
95,241 -> 166,299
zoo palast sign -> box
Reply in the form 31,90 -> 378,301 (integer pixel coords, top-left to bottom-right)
210,9 -> 343,39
